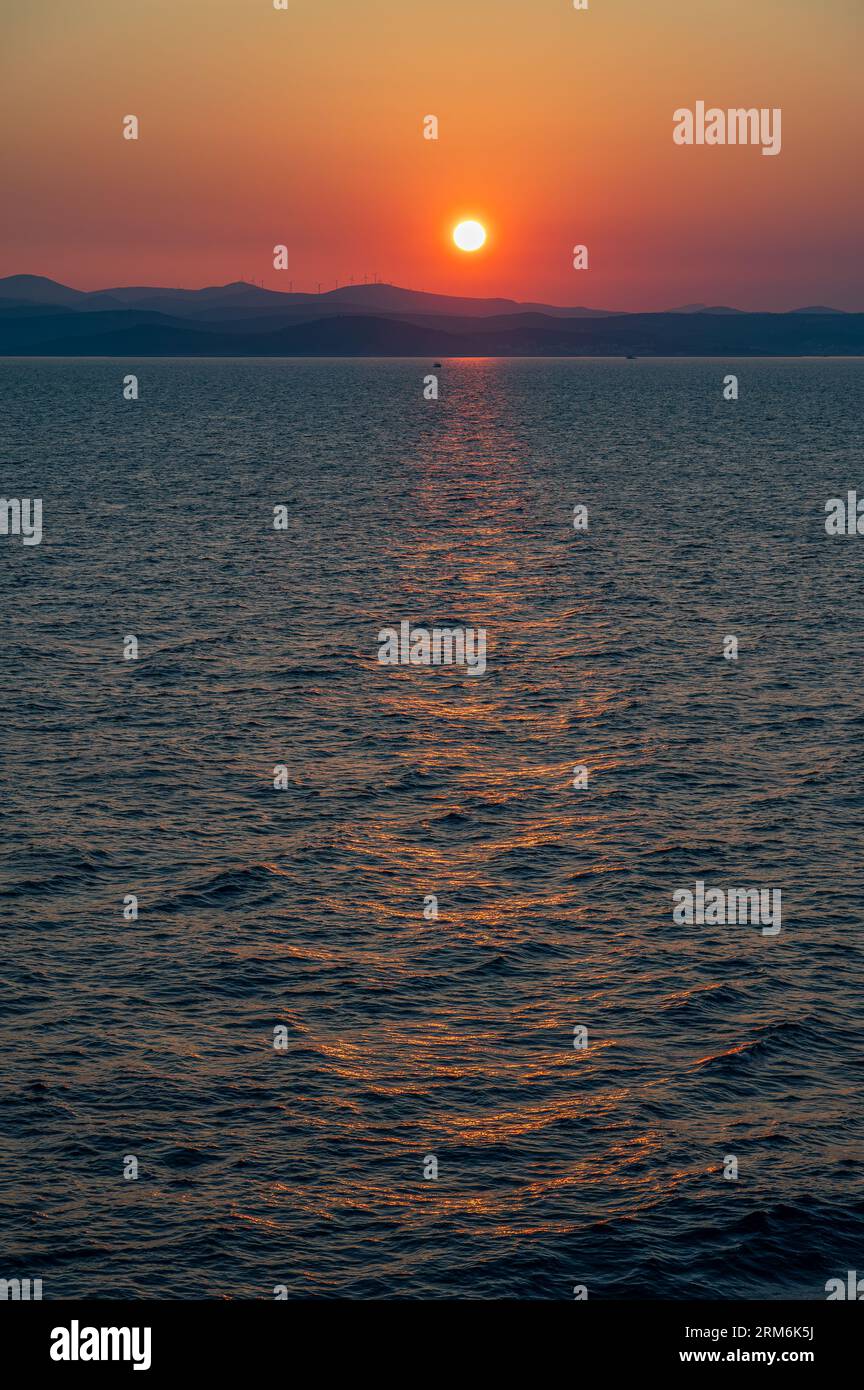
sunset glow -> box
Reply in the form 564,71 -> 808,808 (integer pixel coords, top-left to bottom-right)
1,0 -> 861,307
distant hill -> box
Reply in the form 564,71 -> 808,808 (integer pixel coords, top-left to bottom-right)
1,302 -> 862,357
791,305 -> 848,315
318,283 -> 623,318
0,274 -> 89,306
0,275 -> 623,318
670,304 -> 745,315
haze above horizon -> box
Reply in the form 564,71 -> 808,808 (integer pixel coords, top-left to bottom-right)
1,0 -> 861,309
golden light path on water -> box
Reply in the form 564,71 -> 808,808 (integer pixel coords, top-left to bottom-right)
261,361 -> 652,1262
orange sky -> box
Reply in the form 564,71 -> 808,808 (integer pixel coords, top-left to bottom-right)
1,0 -> 861,309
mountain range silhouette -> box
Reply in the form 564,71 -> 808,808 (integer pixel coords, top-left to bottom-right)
0,276 -> 859,356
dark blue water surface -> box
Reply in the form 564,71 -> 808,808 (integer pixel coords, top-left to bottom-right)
1,358 -> 863,1299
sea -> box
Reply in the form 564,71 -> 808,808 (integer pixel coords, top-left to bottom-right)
1,357 -> 863,1299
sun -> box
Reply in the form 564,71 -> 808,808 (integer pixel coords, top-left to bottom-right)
453,220 -> 487,252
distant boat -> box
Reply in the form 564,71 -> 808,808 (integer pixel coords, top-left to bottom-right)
433,361 -> 442,367
626,353 -> 637,360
